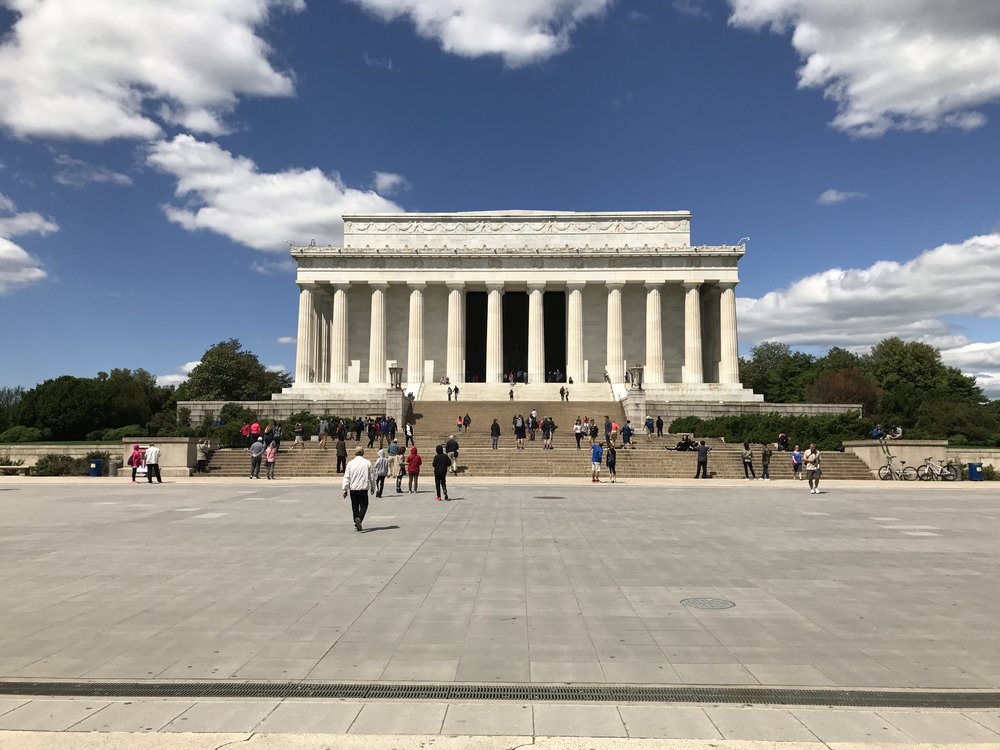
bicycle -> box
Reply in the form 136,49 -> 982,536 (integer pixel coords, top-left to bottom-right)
878,455 -> 917,480
916,456 -> 959,481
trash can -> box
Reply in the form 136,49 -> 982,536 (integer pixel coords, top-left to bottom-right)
88,459 -> 104,477
968,462 -> 983,481
108,458 -> 123,478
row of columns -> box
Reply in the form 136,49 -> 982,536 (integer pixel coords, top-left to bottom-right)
294,281 -> 740,386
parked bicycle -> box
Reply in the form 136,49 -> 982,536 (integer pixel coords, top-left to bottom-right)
916,456 -> 959,481
878,455 -> 917,480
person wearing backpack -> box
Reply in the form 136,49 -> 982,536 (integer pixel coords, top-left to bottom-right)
760,443 -> 772,480
741,442 -> 757,480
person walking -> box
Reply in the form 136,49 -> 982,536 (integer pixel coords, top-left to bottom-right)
406,446 -> 422,493
445,434 -> 460,475
490,419 -> 501,449
694,440 -> 710,479
404,422 -> 415,447
574,418 -> 583,450
367,419 -> 378,449
144,442 -> 162,484
804,443 -> 822,494
656,416 -> 664,438
456,415 -> 464,433
272,424 -> 282,451
509,387 -> 514,401
589,420 -> 599,447
342,447 -> 374,532
606,444 -> 617,483
591,440 -> 604,483
293,421 -> 304,449
453,385 -> 459,401
387,439 -> 402,483
603,416 -> 612,447
514,414 -> 526,449
447,385 -> 453,401
195,439 -> 211,473
760,443 -> 772,480
791,445 -> 803,480
128,443 -> 143,483
335,437 -> 348,473
241,422 -> 251,449
741,442 -> 757,480
432,444 -> 452,501
318,418 -> 329,450
374,449 -> 389,498
621,420 -> 633,450
249,437 -> 264,479
644,416 -> 654,442
463,413 -> 471,433
264,440 -> 278,479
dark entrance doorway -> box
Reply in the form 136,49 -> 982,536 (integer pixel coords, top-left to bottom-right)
544,291 -> 566,381
465,291 -> 486,381
503,291 -> 528,378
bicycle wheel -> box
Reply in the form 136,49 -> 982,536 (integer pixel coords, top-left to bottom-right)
878,465 -> 893,480
944,465 -> 959,481
901,466 -> 918,481
917,465 -> 933,481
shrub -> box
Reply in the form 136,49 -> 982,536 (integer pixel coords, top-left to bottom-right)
667,412 -> 869,451
0,425 -> 45,443
32,454 -> 86,476
283,411 -> 319,441
102,425 -> 146,441
982,465 -> 998,481
0,455 -> 24,467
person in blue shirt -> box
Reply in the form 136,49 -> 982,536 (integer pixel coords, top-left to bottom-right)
591,441 -> 604,483
791,445 -> 803,480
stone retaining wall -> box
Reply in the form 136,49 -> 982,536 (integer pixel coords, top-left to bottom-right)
179,399 -> 389,425
647,401 -> 861,423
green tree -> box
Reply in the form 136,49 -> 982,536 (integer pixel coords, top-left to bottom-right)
175,339 -> 292,402
805,369 -> 882,416
739,342 -> 819,403
0,386 -> 24,432
865,338 -> 981,402
15,376 -> 105,440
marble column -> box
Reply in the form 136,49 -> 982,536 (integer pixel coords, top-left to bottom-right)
683,281 -> 704,384
315,295 -> 329,383
368,283 -> 388,384
719,282 -> 740,384
527,283 -> 545,384
330,284 -> 349,384
566,283 -> 585,384
407,282 -> 425,383
485,283 -> 504,384
605,282 -> 624,383
644,283 -> 664,385
294,285 -> 315,385
446,282 -> 465,383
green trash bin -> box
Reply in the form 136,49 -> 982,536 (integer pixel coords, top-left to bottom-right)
88,459 -> 103,477
968,462 -> 983,481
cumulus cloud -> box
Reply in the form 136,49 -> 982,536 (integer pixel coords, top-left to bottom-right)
817,189 -> 865,205
146,134 -> 402,251
738,233 -> 1000,394
728,1 -> 1000,137
373,171 -> 411,195
0,0 -> 303,141
276,336 -> 296,345
0,193 -> 57,294
53,154 -> 132,189
156,360 -> 201,387
673,0 -> 710,19
348,0 -> 614,66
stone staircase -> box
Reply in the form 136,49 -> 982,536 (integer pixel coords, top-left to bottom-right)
417,382 -> 615,402
205,398 -> 873,480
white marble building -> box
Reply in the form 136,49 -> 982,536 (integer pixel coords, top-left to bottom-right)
282,210 -> 761,402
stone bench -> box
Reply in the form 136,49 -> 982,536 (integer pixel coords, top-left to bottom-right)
0,465 -> 30,476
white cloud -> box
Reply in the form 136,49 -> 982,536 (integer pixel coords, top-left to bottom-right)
53,154 -> 132,189
940,342 -> 1000,398
348,0 -> 614,66
251,257 -> 297,274
0,211 -> 59,238
817,189 -> 865,205
728,1 -> 1000,137
156,360 -> 201,387
373,171 -> 410,195
0,0 -> 304,141
738,233 -> 1000,395
0,194 -> 57,294
0,194 -> 14,213
673,0 -> 709,19
362,52 -> 396,71
146,134 -> 402,251
276,336 -> 296,345
265,364 -> 287,373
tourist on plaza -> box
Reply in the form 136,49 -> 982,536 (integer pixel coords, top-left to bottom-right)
603,416 -> 612,446
694,440 -> 710,479
264,440 -> 278,479
445,434 -> 460,475
559,386 -> 566,401
336,419 -> 347,441
378,416 -> 389,448
656,416 -> 664,438
528,411 -> 537,441
741,442 -> 757,479
609,419 -> 620,448
388,439 -> 402,480
406,446 -> 422,492
790,445 -> 803,479
760,442 -> 772,480
791,445 -> 803,480
589,421 -> 599,446
804,443 -> 822,494
263,422 -> 275,447
463,413 -> 471,432
456,415 -> 464,433
541,416 -> 556,450
564,387 -> 569,401
241,422 -> 251,448
318,418 -> 329,450
490,419 -> 501,449
777,432 -> 789,451
591,440 -> 604,483
621,420 -> 634,450
294,421 -> 304,448
128,443 -> 143,483
354,417 -> 364,443
250,420 -> 261,444
644,416 -> 654,442
432,445 -> 452,501
606,444 -> 617,483
574,418 -> 583,449
144,443 -> 162,483
249,437 -> 264,479
509,387 -> 514,401
274,424 -> 283,450
447,385 -> 453,401
513,414 -> 526,448
195,439 -> 212,473
453,385 -> 460,401
374,449 -> 389,497
342,446 -> 374,532
405,422 -> 415,447
335,436 -> 348,473
365,418 -> 377,448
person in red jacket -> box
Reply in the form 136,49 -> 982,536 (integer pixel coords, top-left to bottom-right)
406,446 -> 422,493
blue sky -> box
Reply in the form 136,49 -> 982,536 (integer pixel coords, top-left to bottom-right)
1,0 -> 999,394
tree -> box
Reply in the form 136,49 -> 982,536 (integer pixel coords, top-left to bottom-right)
739,342 -> 819,403
176,339 -> 292,402
0,386 -> 24,432
805,369 -> 882,416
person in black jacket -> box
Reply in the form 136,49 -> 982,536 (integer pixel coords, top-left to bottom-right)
490,419 -> 501,449
445,434 -> 460,475
432,444 -> 451,501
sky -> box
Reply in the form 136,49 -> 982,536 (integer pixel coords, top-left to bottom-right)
1,0 -> 999,396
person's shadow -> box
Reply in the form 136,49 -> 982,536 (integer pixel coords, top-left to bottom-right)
361,525 -> 400,533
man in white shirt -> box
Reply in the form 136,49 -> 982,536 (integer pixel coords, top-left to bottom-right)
342,447 -> 375,531
144,443 -> 162,484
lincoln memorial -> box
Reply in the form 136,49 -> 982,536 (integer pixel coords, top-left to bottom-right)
281,210 -> 761,403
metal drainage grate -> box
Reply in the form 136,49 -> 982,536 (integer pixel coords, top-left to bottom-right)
533,496 -> 566,500
1,681 -> 999,708
681,598 -> 736,610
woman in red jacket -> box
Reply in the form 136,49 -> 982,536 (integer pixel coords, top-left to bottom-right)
406,446 -> 422,493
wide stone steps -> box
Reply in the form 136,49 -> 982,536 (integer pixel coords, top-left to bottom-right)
417,383 -> 614,402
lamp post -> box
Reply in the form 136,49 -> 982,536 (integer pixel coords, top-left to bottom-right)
628,365 -> 644,390
388,366 -> 403,390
